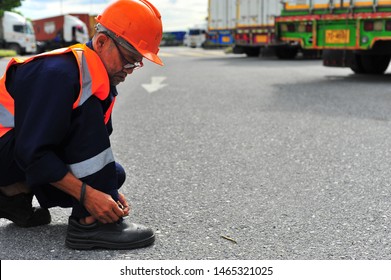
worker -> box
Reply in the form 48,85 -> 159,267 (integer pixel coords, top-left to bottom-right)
0,0 -> 163,250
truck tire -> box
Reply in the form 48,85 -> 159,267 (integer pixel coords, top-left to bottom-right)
359,54 -> 390,74
275,46 -> 298,60
8,43 -> 22,55
244,47 -> 260,57
349,54 -> 365,74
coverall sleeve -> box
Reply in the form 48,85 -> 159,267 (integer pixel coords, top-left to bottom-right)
7,54 -> 80,187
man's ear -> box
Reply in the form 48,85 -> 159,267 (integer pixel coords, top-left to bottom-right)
94,33 -> 110,53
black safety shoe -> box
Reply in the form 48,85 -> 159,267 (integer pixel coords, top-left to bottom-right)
0,192 -> 51,227
65,217 -> 155,250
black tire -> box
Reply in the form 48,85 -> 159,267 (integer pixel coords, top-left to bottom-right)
275,46 -> 298,60
244,47 -> 260,57
359,54 -> 390,74
8,43 -> 22,55
349,54 -> 366,74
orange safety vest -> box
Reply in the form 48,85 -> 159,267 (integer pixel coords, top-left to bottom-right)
0,44 -> 114,138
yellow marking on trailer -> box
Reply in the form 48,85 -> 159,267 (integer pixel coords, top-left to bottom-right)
222,36 -> 231,43
254,35 -> 268,43
313,4 -> 330,9
285,4 -> 310,10
378,0 -> 391,6
325,30 -> 350,44
354,1 -> 375,7
334,3 -> 351,8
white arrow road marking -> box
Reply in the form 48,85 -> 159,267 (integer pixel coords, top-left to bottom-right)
142,76 -> 168,93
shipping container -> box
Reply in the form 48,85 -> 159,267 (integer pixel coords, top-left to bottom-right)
207,0 -> 236,47
70,13 -> 97,39
33,14 -> 89,51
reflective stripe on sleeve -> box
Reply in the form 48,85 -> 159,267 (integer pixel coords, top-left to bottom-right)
78,54 -> 94,107
67,147 -> 115,178
0,103 -> 14,128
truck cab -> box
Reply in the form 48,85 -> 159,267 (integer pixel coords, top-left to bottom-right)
188,27 -> 207,48
1,11 -> 37,54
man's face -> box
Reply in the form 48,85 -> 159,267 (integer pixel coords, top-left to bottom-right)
103,36 -> 144,86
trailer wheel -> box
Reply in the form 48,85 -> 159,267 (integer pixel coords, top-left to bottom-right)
359,54 -> 390,74
8,43 -> 22,55
244,47 -> 260,57
275,46 -> 298,60
349,54 -> 365,74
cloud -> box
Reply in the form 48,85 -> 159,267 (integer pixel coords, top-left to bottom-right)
17,0 -> 208,31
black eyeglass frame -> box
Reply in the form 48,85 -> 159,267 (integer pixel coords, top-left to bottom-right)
109,36 -> 144,70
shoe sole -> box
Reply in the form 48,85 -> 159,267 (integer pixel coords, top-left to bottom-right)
65,234 -> 155,250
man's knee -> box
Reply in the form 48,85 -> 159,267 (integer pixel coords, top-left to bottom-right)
115,162 -> 126,188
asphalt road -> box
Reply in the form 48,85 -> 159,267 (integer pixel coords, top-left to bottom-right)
1,47 -> 391,260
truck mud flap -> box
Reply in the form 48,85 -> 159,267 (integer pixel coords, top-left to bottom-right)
322,50 -> 355,68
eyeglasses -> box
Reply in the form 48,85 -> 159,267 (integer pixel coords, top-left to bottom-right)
110,37 -> 143,70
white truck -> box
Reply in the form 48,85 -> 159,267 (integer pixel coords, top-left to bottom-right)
0,11 -> 37,54
188,24 -> 207,48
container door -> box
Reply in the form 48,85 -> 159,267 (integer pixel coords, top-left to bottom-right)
237,0 -> 261,27
208,0 -> 218,30
227,0 -> 236,30
263,0 -> 281,26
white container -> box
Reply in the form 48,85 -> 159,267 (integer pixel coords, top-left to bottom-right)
208,0 -> 236,30
237,0 -> 281,28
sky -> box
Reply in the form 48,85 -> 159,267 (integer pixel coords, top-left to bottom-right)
16,0 -> 209,31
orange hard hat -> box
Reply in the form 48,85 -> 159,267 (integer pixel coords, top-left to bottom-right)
96,0 -> 163,66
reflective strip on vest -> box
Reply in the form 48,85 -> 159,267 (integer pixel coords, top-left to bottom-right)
1,45 -> 111,138
0,103 -> 14,128
67,147 -> 115,178
79,54 -> 94,107
71,49 -> 94,108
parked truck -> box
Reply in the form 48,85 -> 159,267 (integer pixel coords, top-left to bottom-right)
32,14 -> 89,52
233,0 -> 282,57
70,13 -> 97,39
161,31 -> 187,46
188,24 -> 207,48
207,0 -> 236,48
0,11 -> 37,54
276,0 -> 391,74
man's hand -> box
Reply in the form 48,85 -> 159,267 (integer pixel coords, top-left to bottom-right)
117,192 -> 131,217
83,186 -> 126,223
52,172 -> 130,224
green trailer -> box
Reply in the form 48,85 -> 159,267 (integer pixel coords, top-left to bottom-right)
276,0 -> 391,74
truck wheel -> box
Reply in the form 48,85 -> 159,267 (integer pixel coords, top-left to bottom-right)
359,54 -> 390,74
8,43 -> 22,55
349,54 -> 365,74
244,47 -> 260,57
275,46 -> 298,60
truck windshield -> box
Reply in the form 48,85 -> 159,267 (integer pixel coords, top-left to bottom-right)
26,23 -> 35,35
13,24 -> 35,35
189,29 -> 204,35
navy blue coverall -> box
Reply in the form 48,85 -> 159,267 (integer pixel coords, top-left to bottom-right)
0,41 -> 125,218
